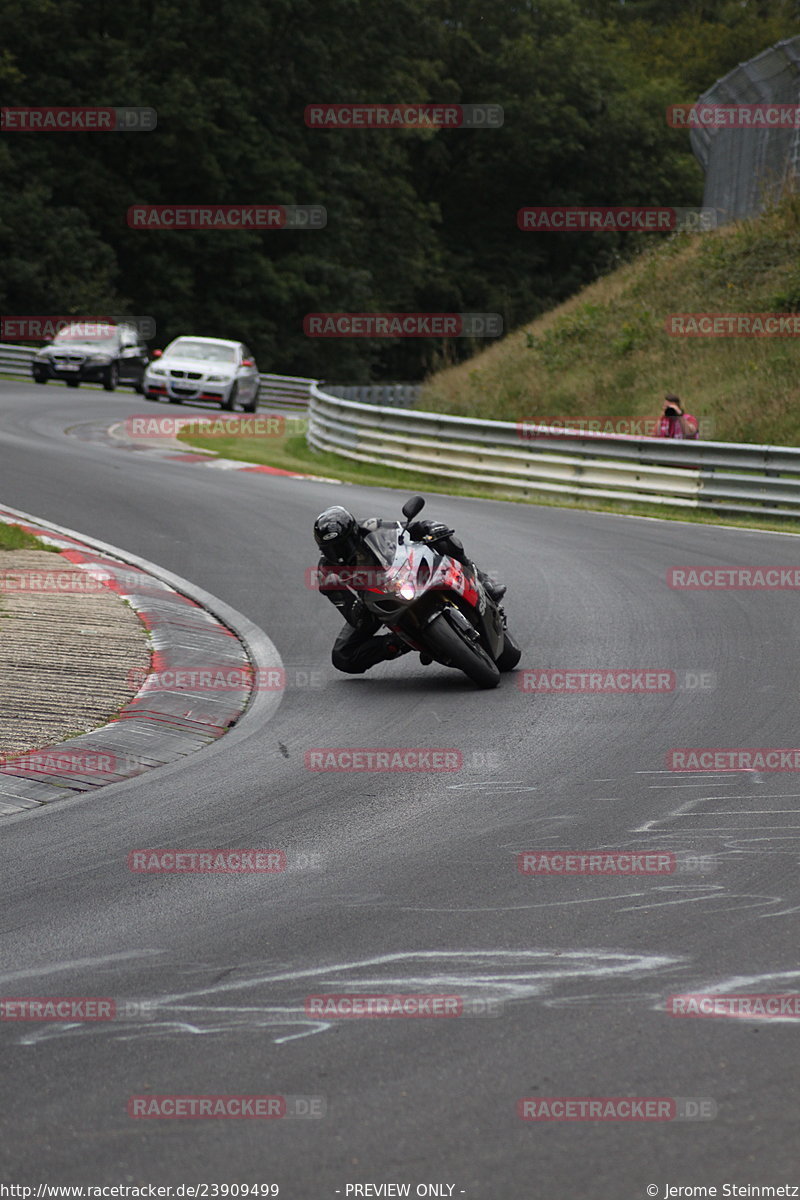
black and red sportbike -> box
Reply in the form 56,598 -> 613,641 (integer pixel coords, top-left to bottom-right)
330,496 -> 522,689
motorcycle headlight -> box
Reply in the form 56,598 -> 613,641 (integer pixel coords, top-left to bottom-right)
386,567 -> 416,601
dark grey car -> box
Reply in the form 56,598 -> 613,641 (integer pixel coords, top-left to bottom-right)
31,322 -> 150,392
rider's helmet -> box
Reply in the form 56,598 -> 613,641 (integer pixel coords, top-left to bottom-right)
313,506 -> 360,563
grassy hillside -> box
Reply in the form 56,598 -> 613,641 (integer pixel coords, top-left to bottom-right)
421,196 -> 800,447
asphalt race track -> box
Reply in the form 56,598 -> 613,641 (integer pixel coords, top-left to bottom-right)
1,379 -> 799,1196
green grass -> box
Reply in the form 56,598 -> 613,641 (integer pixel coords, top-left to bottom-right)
178,428 -> 800,536
0,523 -> 58,551
180,425 -> 519,493
179,196 -> 800,536
421,193 -> 800,448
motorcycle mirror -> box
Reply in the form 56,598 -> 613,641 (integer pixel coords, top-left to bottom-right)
401,496 -> 425,524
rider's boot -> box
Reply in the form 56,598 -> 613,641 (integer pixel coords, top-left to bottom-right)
475,566 -> 506,603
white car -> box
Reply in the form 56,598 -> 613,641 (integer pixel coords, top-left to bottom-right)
144,336 -> 260,410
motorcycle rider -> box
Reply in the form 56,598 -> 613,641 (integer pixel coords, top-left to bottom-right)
313,504 -> 506,675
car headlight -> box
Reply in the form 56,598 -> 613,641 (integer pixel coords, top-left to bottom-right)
149,367 -> 166,376
206,374 -> 228,383
87,354 -> 112,364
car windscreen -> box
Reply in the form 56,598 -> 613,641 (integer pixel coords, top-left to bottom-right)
362,524 -> 401,568
164,341 -> 237,363
53,328 -> 118,349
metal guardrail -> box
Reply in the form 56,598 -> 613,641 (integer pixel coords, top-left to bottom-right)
308,385 -> 800,519
0,343 -> 313,411
258,373 -> 314,411
5,340 -> 800,518
0,343 -> 35,376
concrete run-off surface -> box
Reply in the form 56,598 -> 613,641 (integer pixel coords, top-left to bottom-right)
0,500 -> 282,817
0,550 -> 150,757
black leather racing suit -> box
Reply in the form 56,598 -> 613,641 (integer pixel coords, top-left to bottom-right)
320,518 -> 475,675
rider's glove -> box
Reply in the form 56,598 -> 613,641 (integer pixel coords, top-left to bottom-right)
349,598 -> 366,626
422,522 -> 455,542
348,599 -> 379,633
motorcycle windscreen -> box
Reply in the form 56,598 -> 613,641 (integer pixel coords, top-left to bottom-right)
361,523 -> 401,568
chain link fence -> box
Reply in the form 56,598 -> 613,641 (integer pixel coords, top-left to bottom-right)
692,35 -> 800,222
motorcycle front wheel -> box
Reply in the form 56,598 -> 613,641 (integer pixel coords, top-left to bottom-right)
423,611 -> 500,689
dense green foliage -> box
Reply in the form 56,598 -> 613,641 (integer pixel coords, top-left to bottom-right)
2,0 -> 798,380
